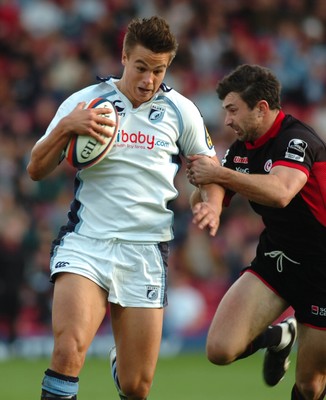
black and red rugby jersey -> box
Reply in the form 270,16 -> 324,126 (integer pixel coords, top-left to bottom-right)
222,111 -> 326,259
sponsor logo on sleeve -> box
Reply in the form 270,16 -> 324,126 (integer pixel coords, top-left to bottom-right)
285,139 -> 307,162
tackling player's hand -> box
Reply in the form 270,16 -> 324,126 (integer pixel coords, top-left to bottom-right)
186,155 -> 219,186
192,201 -> 220,237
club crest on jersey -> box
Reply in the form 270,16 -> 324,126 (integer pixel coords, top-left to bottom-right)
264,159 -> 273,172
146,285 -> 159,301
285,139 -> 307,162
149,105 -> 165,123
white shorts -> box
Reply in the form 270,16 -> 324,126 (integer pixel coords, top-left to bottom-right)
50,232 -> 169,308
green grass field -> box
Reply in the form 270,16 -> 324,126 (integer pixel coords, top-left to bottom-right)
0,351 -> 296,399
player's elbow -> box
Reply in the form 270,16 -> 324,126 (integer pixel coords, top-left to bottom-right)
27,162 -> 43,181
271,193 -> 293,208
27,163 -> 40,181
27,152 -> 58,181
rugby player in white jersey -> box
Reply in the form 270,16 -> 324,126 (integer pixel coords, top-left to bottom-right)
27,16 -> 224,400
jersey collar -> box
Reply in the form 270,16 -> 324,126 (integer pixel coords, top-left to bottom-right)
245,110 -> 285,149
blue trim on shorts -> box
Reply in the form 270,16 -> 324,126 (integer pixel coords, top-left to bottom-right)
158,242 -> 169,307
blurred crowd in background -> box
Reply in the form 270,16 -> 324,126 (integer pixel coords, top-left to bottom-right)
1,0 -> 326,353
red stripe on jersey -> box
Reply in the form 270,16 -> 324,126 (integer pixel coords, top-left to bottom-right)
273,160 -> 310,177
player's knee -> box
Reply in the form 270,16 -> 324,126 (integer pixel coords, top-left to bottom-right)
119,376 -> 152,399
296,379 -> 325,400
52,336 -> 87,372
206,340 -> 235,365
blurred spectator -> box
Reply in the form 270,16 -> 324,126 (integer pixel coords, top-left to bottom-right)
20,0 -> 64,38
0,207 -> 28,343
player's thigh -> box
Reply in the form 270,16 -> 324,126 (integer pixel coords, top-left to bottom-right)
296,324 -> 326,386
110,303 -> 164,380
207,271 -> 288,350
52,272 -> 108,346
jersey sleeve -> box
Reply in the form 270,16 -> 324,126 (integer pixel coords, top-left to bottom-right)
272,122 -> 322,177
175,96 -> 216,157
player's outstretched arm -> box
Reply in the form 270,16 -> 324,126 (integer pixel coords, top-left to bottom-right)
189,155 -> 225,237
187,155 -> 307,208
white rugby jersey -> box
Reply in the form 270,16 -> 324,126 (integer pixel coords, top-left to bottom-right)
42,77 -> 216,241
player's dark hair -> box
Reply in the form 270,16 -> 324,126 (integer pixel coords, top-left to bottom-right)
123,16 -> 178,62
216,64 -> 281,110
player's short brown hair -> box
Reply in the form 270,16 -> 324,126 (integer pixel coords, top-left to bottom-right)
123,16 -> 178,63
217,64 -> 282,110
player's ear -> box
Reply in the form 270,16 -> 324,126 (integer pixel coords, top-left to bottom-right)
257,100 -> 268,116
121,50 -> 127,66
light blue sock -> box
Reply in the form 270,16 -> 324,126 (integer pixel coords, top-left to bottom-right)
42,369 -> 79,398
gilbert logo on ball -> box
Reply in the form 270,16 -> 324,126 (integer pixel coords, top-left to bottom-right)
65,97 -> 119,169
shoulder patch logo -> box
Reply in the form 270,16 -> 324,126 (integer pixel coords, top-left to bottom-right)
285,139 -> 307,162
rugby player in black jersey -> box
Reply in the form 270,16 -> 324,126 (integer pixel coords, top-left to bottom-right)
187,64 -> 326,400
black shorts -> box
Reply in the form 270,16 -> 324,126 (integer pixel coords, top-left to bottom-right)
244,234 -> 326,329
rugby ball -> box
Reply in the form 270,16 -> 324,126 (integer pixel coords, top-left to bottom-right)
65,97 -> 119,169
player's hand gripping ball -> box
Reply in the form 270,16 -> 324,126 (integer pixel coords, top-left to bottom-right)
65,97 -> 119,169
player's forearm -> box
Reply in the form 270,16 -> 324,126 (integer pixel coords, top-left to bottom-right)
190,183 -> 224,216
190,188 -> 201,209
27,120 -> 71,180
199,183 -> 225,212
216,167 -> 290,207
